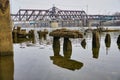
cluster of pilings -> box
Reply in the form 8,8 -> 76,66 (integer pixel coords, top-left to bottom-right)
50,28 -> 84,57
51,37 -> 83,71
104,33 -> 120,50
49,29 -> 101,59
50,28 -> 83,70
37,29 -> 48,40
12,27 -> 34,43
12,27 -> 49,43
12,26 -> 36,38
12,27 -> 29,38
92,31 -> 120,58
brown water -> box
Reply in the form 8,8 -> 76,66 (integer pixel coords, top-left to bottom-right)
0,27 -> 120,80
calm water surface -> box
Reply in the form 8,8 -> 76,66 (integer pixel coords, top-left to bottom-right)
6,27 -> 120,80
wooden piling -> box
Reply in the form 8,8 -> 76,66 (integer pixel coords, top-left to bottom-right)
0,0 -> 13,55
92,31 -> 100,48
117,35 -> 120,49
37,30 -> 48,40
105,33 -> 111,48
92,31 -> 100,59
63,38 -> 72,58
81,39 -> 86,49
117,35 -> 120,44
53,37 -> 60,56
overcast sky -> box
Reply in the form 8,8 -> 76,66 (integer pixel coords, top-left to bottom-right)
10,0 -> 120,15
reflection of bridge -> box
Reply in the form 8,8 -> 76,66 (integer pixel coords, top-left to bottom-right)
11,6 -> 120,27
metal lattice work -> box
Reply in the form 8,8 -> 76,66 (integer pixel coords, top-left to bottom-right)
11,6 -> 88,22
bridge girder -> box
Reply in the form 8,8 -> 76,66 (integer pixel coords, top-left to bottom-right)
11,7 -> 88,22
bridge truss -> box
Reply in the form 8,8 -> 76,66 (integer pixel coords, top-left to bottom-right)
11,6 -> 120,27
11,6 -> 88,27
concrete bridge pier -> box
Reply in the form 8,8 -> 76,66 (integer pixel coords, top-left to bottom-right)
0,0 -> 13,56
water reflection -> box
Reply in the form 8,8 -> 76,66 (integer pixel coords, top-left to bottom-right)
0,54 -> 14,80
92,31 -> 100,59
13,37 -> 34,44
51,37 -> 83,71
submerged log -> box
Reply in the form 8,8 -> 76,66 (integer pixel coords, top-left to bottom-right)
49,28 -> 83,38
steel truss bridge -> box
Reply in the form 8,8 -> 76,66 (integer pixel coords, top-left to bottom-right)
11,6 -> 88,27
11,6 -> 120,27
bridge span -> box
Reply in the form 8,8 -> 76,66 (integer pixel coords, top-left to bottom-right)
11,6 -> 120,27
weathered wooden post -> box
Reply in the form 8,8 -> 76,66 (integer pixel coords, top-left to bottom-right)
0,0 -> 13,55
105,33 -> 111,54
81,39 -> 86,49
92,31 -> 100,48
53,37 -> 60,56
0,55 -> 14,80
105,33 -> 111,48
117,35 -> 120,49
63,38 -> 72,58
92,31 -> 100,59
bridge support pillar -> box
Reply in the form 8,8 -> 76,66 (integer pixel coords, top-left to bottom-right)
0,0 -> 13,56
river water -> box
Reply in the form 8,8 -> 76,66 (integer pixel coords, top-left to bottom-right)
1,26 -> 120,80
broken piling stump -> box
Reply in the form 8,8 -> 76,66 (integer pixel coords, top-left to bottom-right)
81,39 -> 86,49
117,35 -> 120,49
92,31 -> 100,59
37,29 -> 48,40
105,33 -> 111,48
